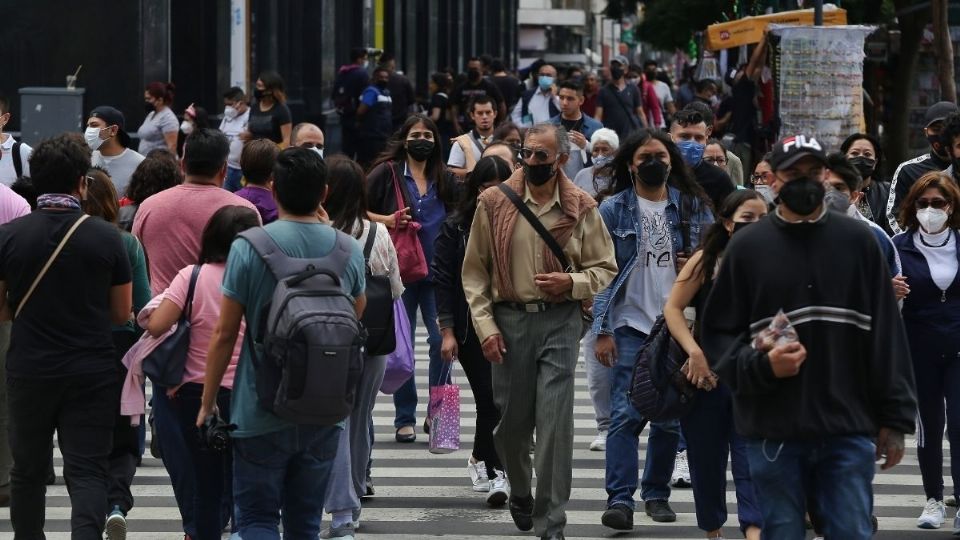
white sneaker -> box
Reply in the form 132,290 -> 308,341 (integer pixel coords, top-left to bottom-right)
468,458 -> 489,492
486,470 -> 510,507
918,498 -> 946,529
670,450 -> 691,488
590,430 -> 607,451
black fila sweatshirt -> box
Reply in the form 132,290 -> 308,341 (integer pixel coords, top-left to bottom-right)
701,208 -> 917,440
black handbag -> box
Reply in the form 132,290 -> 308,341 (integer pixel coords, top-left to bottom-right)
359,222 -> 397,355
143,264 -> 202,387
628,315 -> 697,422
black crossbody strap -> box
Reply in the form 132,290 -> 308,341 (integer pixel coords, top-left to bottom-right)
497,183 -> 572,272
362,221 -> 377,262
609,84 -> 640,129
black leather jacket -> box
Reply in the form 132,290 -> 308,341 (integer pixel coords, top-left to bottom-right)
432,215 -> 473,344
863,179 -> 892,236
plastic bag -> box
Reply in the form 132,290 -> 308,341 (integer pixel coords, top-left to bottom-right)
752,309 -> 799,352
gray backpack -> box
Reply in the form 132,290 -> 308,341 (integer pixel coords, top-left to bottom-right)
240,227 -> 365,425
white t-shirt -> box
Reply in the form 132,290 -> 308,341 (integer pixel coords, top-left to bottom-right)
92,148 -> 146,198
447,133 -> 484,168
613,197 -> 676,334
916,228 -> 958,290
137,107 -> 179,155
0,134 -> 32,186
219,108 -> 251,170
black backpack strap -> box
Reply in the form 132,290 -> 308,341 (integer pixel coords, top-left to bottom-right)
12,141 -> 22,179
496,183 -> 572,272
362,221 -> 377,263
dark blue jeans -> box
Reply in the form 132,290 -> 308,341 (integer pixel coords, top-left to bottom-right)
393,279 -> 446,429
224,166 -> 243,192
680,384 -> 762,533
233,424 -> 341,540
605,326 -> 678,508
151,386 -> 197,538
745,435 -> 875,540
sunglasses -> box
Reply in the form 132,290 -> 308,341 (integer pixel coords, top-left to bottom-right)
916,197 -> 950,210
520,148 -> 554,162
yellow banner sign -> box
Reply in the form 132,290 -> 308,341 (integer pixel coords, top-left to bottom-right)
706,8 -> 848,50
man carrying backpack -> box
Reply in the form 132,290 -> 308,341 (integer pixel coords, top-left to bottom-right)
197,147 -> 367,538
0,96 -> 32,185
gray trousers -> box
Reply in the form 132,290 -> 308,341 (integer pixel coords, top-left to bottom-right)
0,321 -> 10,493
492,303 -> 581,538
324,354 -> 387,516
581,331 -> 611,432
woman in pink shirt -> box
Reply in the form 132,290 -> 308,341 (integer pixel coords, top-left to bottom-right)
146,205 -> 259,540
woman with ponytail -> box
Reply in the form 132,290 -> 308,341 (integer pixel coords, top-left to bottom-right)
662,189 -> 768,540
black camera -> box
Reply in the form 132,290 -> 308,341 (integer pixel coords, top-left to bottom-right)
199,414 -> 236,451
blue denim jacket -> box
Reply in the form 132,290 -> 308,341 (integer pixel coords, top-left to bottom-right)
592,185 -> 714,335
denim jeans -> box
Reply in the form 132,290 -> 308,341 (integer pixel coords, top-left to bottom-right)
604,326 -> 678,508
224,166 -> 243,192
393,279 -> 446,429
582,331 -> 611,432
745,435 -> 875,540
152,386 -> 197,538
233,424 -> 341,540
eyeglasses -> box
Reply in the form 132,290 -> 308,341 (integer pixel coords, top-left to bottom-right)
751,172 -> 771,185
704,157 -> 727,166
916,197 -> 950,209
520,148 -> 554,162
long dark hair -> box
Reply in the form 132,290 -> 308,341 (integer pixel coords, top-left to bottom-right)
199,206 -> 261,264
599,128 -> 709,205
688,189 -> 766,284
454,155 -> 512,224
324,155 -> 369,236
371,114 -> 455,205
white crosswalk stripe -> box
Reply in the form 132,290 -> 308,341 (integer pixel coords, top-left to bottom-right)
0,329 -> 945,538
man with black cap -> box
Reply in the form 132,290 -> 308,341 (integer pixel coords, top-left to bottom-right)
701,134 -> 917,539
86,106 -> 145,198
886,101 -> 959,234
595,55 -> 647,140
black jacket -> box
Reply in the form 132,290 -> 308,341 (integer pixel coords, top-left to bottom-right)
701,210 -> 917,440
887,153 -> 951,233
862,179 -> 892,236
432,216 -> 473,343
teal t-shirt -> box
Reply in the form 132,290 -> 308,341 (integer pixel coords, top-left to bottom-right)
221,220 -> 366,438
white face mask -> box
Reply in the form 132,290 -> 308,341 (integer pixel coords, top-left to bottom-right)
180,121 -> 194,135
84,127 -> 105,151
918,207 -> 949,233
311,146 -> 324,160
754,184 -> 775,204
223,106 -> 239,120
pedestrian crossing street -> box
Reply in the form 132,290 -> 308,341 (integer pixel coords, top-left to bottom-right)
0,327 -> 948,539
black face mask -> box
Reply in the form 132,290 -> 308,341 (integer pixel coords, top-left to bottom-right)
468,69 -> 482,82
610,67 -> 624,80
778,176 -> 825,216
406,139 -> 434,162
929,134 -> 950,159
732,221 -> 755,234
144,102 -> 155,114
375,80 -> 389,90
524,161 -> 557,186
848,156 -> 876,179
253,88 -> 266,100
634,159 -> 668,188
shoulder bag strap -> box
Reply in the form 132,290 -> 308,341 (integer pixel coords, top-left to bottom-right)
12,141 -> 22,179
496,183 -> 572,272
183,264 -> 202,321
609,84 -> 640,129
362,221 -> 378,263
16,214 -> 90,318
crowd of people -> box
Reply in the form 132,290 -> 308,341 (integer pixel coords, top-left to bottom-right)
0,47 -> 957,540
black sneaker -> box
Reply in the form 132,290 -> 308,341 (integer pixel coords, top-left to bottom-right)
644,499 -> 676,523
601,503 -> 634,530
540,533 -> 565,540
509,495 -> 534,532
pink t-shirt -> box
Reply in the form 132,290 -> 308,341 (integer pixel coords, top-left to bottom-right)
133,184 -> 259,294
165,263 -> 242,388
0,183 -> 30,225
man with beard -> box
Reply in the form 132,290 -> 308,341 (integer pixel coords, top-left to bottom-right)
702,134 -> 916,540
462,123 -> 617,540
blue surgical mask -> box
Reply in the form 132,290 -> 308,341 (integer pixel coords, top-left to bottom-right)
538,76 -> 554,91
676,140 -> 705,167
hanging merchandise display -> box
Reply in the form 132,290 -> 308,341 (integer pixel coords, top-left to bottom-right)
768,24 -> 875,151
